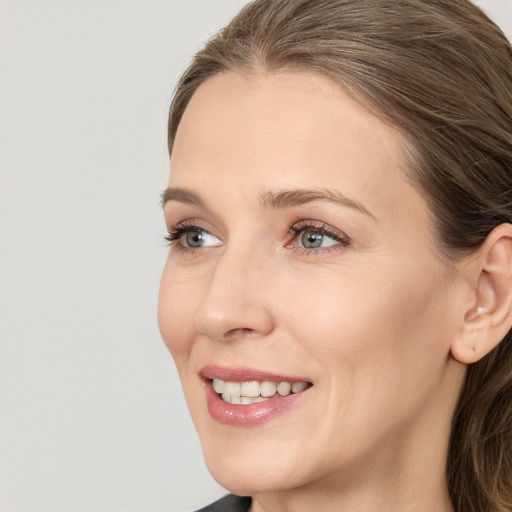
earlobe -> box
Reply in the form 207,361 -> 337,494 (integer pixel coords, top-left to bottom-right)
451,223 -> 512,365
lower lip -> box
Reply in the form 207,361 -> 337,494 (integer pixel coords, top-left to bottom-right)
205,381 -> 309,427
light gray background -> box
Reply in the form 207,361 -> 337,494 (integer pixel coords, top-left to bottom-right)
0,1 -> 510,511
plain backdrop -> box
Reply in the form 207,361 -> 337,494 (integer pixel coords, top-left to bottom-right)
0,1 -> 510,511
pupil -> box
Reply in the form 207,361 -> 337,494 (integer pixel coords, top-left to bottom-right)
186,231 -> 205,247
301,230 -> 323,248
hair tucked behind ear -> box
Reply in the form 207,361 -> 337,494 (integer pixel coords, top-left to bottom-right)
449,335 -> 512,511
168,1 -> 512,509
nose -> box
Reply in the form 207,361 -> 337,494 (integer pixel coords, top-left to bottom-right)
193,248 -> 276,342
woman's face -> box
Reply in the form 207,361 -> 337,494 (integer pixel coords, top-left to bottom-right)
159,72 -> 465,495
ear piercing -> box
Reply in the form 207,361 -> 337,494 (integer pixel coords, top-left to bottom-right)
470,307 -> 488,352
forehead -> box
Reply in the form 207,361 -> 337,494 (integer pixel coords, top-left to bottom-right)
171,71 -> 418,214
174,72 -> 401,169
172,71 -> 403,163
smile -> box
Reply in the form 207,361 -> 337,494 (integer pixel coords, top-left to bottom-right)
213,379 -> 310,404
200,366 -> 313,425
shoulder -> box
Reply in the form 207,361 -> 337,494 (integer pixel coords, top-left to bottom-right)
194,494 -> 252,512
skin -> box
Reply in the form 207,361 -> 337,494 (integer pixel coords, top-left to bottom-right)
158,71 -> 472,511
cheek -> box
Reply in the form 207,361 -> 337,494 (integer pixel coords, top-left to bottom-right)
284,260 -> 452,385
278,264 -> 455,458
157,267 -> 197,363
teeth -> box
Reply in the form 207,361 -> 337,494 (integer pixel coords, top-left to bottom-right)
213,379 -> 224,393
224,381 -> 241,397
213,378 -> 310,404
260,381 -> 277,397
241,396 -> 267,404
291,381 -> 308,393
222,395 -> 269,405
277,381 -> 292,396
240,381 -> 260,397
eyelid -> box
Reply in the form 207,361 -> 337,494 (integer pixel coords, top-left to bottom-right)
164,219 -> 350,255
286,220 -> 351,252
164,220 -> 221,249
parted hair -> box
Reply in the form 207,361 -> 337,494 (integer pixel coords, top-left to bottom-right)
167,1 -> 512,510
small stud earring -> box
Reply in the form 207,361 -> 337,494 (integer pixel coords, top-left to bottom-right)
472,344 -> 477,352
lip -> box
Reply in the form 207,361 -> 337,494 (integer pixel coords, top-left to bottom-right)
200,365 -> 313,427
200,365 -> 311,383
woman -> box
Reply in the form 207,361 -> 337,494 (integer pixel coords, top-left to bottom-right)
158,1 -> 512,511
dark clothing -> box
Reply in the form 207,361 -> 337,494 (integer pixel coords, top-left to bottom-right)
195,494 -> 252,512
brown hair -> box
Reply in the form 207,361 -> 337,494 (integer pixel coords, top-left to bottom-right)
167,1 -> 512,510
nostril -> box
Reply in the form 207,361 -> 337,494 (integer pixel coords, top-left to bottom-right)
225,327 -> 257,338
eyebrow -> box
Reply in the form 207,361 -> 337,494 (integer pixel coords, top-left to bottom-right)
161,186 -> 375,219
161,187 -> 205,208
260,188 -> 376,219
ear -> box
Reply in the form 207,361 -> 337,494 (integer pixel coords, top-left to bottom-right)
451,223 -> 512,364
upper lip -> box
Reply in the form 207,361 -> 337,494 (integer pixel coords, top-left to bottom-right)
200,364 -> 312,384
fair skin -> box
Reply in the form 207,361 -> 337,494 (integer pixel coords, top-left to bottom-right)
158,71 -> 508,511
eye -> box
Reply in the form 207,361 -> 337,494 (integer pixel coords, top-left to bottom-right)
297,229 -> 339,249
165,225 -> 221,249
181,229 -> 220,248
287,221 -> 350,253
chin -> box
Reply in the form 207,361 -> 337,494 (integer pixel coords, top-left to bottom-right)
201,438 -> 308,496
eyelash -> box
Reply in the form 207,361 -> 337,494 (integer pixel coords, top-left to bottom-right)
164,225 -> 194,244
163,223 -> 211,253
286,221 -> 350,254
164,221 -> 351,254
